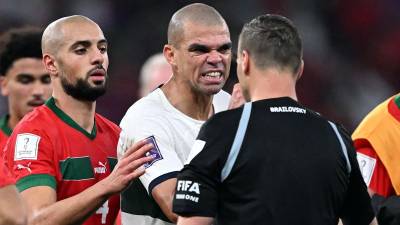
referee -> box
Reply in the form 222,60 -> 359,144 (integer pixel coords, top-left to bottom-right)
172,14 -> 376,225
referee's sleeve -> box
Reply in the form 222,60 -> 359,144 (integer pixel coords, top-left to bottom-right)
173,109 -> 240,217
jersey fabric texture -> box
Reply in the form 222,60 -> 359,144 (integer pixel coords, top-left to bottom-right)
4,97 -> 121,225
0,156 -> 14,187
118,88 -> 230,225
173,97 -> 374,225
0,115 -> 12,158
353,94 -> 400,195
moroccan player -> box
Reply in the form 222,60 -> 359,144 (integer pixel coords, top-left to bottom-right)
0,27 -> 52,152
4,15 -> 154,225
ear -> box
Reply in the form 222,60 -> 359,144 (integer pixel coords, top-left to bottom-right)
296,59 -> 304,80
43,54 -> 58,76
163,44 -> 176,66
0,76 -> 9,96
241,50 -> 250,76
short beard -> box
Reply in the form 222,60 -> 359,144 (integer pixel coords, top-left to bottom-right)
61,76 -> 107,102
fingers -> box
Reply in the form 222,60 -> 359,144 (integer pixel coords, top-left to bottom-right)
229,83 -> 246,109
124,138 -> 148,156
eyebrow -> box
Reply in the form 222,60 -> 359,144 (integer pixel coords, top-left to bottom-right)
188,42 -> 232,52
69,39 -> 108,50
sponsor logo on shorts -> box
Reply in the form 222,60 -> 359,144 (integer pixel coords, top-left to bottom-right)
270,106 -> 306,114
143,135 -> 163,168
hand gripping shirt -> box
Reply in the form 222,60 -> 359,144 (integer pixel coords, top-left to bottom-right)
4,97 -> 121,225
118,88 -> 230,225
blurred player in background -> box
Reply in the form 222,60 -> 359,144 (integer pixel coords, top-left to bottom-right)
139,53 -> 172,97
0,27 -> 52,152
353,94 -> 400,224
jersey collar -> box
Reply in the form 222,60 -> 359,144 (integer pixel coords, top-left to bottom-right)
0,114 -> 12,136
45,97 -> 97,140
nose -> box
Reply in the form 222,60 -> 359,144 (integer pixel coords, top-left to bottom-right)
207,50 -> 223,65
31,81 -> 46,97
90,49 -> 105,66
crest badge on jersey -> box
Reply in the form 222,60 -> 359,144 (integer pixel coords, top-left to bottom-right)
144,135 -> 163,168
15,133 -> 41,160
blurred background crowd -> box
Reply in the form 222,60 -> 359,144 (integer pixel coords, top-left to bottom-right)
0,0 -> 399,131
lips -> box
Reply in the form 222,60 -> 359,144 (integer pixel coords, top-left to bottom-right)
88,68 -> 106,82
27,99 -> 45,107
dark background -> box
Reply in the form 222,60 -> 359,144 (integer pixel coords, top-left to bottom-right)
1,0 -> 399,131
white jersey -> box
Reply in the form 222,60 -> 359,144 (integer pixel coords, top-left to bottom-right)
118,88 -> 230,225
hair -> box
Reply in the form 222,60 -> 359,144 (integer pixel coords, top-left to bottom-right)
42,15 -> 96,56
167,3 -> 227,47
0,27 -> 43,75
239,14 -> 302,74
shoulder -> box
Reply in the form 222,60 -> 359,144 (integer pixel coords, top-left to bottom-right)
203,105 -> 244,134
120,90 -> 168,127
95,114 -> 121,134
14,106 -> 52,134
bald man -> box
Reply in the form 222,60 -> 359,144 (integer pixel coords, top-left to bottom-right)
4,15 -> 153,225
139,53 -> 172,97
117,3 -> 232,225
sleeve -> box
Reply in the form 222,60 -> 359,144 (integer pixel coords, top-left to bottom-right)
354,140 -> 395,197
355,140 -> 400,224
337,126 -> 375,224
173,112 -> 237,217
4,126 -> 56,192
118,111 -> 182,194
0,157 -> 15,187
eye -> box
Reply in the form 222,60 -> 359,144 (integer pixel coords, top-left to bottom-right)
99,45 -> 107,53
218,44 -> 232,54
75,48 -> 87,55
41,74 -> 51,84
16,74 -> 34,84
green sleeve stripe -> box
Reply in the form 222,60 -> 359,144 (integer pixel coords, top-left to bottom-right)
107,157 -> 118,171
16,174 -> 56,192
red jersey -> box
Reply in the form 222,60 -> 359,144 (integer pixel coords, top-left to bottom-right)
0,155 -> 14,187
0,115 -> 12,158
4,97 -> 121,225
353,95 -> 400,197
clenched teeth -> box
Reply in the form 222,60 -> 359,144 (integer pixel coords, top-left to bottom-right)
204,72 -> 221,77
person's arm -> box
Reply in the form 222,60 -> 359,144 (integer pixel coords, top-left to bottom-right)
152,178 -> 178,223
0,185 -> 26,225
21,139 -> 153,225
177,216 -> 213,225
355,142 -> 400,224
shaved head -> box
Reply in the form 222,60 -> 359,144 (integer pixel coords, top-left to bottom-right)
42,15 -> 100,55
167,3 -> 227,47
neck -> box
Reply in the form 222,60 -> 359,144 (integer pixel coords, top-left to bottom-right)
7,113 -> 20,130
161,77 -> 214,121
52,89 -> 96,133
250,69 -> 298,102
